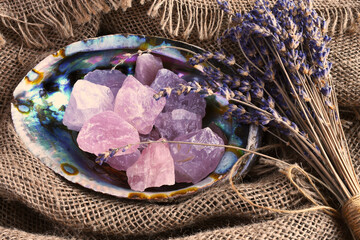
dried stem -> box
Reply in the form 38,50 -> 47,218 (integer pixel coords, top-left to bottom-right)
97,139 -> 283,165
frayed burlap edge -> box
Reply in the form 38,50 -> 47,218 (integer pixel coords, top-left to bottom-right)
147,0 -> 360,41
320,5 -> 360,36
1,0 -> 359,49
0,0 -> 134,48
147,0 -> 229,40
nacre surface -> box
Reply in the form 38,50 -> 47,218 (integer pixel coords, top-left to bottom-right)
11,34 -> 261,201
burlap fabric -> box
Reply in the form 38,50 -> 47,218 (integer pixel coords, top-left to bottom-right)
0,0 -> 359,239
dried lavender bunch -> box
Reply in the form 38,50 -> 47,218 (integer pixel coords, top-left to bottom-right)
157,1 -> 360,231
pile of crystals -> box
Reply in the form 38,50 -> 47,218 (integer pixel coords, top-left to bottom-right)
63,53 -> 225,191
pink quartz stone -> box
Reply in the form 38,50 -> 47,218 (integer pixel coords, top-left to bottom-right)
170,127 -> 225,184
126,139 -> 175,191
106,150 -> 140,171
63,80 -> 114,131
150,69 -> 206,117
77,111 -> 140,155
84,69 -> 127,97
154,109 -> 202,140
134,53 -> 163,86
114,75 -> 166,134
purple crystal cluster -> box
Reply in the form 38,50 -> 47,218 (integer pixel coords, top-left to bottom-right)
62,53 -> 225,191
170,128 -> 225,183
151,69 -> 206,116
84,69 -> 126,96
155,109 -> 202,140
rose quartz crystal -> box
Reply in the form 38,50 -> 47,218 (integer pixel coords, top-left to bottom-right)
63,80 -> 114,131
106,150 -> 140,171
170,127 -> 225,184
77,111 -> 139,155
134,53 -> 163,86
154,109 -> 202,140
150,69 -> 206,117
127,139 -> 175,191
114,75 -> 166,134
84,69 -> 126,97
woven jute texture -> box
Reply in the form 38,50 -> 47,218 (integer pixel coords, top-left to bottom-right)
0,0 -> 359,239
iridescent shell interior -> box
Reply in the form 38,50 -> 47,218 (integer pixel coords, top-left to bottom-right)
11,34 -> 260,201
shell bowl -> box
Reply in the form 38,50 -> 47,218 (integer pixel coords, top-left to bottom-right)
11,34 -> 261,201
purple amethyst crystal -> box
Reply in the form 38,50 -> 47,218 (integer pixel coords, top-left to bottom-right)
134,53 -> 163,86
106,150 -> 140,171
170,127 -> 225,184
150,69 -> 206,117
139,128 -> 161,151
155,109 -> 202,140
83,69 -> 126,97
139,127 -> 161,142
150,68 -> 185,91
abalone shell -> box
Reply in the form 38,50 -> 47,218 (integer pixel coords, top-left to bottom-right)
11,34 -> 261,201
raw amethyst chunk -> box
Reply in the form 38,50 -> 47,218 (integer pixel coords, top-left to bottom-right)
170,127 -> 225,184
139,127 -> 161,142
150,69 -> 206,117
106,150 -> 140,171
134,53 -> 163,86
150,68 -> 186,91
155,109 -> 202,140
84,69 -> 126,96
139,127 -> 161,151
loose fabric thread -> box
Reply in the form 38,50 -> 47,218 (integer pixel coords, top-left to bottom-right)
229,146 -> 339,218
